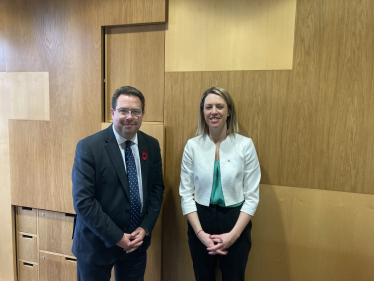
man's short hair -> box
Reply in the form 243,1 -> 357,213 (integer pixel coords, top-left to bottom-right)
111,86 -> 145,111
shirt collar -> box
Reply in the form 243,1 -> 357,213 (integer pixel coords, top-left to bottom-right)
112,125 -> 138,146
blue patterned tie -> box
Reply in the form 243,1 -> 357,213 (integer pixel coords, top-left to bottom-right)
125,141 -> 141,233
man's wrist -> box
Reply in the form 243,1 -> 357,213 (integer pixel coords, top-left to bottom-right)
140,227 -> 149,236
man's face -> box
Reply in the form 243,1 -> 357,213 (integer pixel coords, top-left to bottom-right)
111,95 -> 144,139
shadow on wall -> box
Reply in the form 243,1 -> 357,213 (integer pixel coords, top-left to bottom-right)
246,176 -> 291,281
162,125 -> 197,281
238,117 -> 291,279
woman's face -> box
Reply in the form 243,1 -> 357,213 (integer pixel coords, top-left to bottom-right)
203,93 -> 229,131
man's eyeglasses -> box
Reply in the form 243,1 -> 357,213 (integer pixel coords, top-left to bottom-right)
115,108 -> 143,118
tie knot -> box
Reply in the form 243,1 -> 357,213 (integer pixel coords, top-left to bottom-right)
125,140 -> 132,148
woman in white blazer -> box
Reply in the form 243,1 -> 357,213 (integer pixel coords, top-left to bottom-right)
179,87 -> 261,281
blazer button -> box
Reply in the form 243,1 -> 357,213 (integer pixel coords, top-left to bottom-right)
126,208 -> 129,213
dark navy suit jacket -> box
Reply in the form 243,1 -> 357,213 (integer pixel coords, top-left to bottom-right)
71,125 -> 164,264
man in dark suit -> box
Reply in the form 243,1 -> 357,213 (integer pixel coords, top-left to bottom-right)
72,86 -> 164,281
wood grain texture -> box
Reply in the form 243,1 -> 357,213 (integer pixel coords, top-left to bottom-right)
0,2 -> 5,72
17,207 -> 37,234
38,210 -> 75,256
18,233 -> 38,263
39,252 -> 77,281
1,1 -> 165,279
18,261 -> 38,281
7,72 -> 50,121
164,0 -> 374,194
289,187 -> 374,281
4,0 -> 166,212
144,206 -> 163,281
246,185 -> 293,281
105,24 -> 165,122
101,0 -> 166,26
0,74 -> 15,281
249,185 -> 374,281
7,0 -> 104,213
163,184 -> 374,280
165,0 -> 296,72
163,0 -> 374,279
212,186 -> 294,281
0,72 -> 49,281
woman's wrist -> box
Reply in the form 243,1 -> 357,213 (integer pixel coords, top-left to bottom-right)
229,230 -> 240,240
196,229 -> 204,237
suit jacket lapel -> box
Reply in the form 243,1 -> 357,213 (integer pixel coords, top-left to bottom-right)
104,125 -> 131,200
137,132 -> 149,217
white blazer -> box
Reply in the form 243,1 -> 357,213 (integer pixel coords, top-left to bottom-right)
179,134 -> 261,216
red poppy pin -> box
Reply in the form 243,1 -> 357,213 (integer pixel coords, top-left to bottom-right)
142,151 -> 149,161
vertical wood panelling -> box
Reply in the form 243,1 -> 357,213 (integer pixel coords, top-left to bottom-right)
105,25 -> 165,122
6,0 -> 103,213
163,0 -> 374,280
0,74 -> 15,281
0,2 -> 5,72
0,72 -> 50,281
1,0 -> 166,280
5,0 -> 166,213
164,0 -> 374,196
2,0 -> 374,280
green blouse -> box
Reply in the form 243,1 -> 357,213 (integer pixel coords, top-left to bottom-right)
210,160 -> 243,207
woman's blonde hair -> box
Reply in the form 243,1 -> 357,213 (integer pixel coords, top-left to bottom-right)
196,87 -> 239,136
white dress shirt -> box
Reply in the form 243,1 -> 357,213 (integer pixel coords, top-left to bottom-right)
179,134 -> 261,216
112,126 -> 143,209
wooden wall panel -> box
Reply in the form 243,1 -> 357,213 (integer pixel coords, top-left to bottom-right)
0,2 -> 5,72
18,233 -> 38,263
164,0 -> 374,195
39,252 -> 77,281
101,0 -> 166,26
8,72 -> 49,120
17,206 -> 38,234
38,210 -> 75,256
0,74 -> 15,281
144,203 -> 162,281
4,0 -> 165,213
1,0 -> 165,279
165,0 -> 296,72
6,0 -> 102,213
18,261 -> 38,281
163,0 -> 374,280
248,185 -> 374,281
163,184 -> 374,281
288,187 -> 374,281
0,72 -> 49,281
246,185 -> 293,281
105,25 -> 165,122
